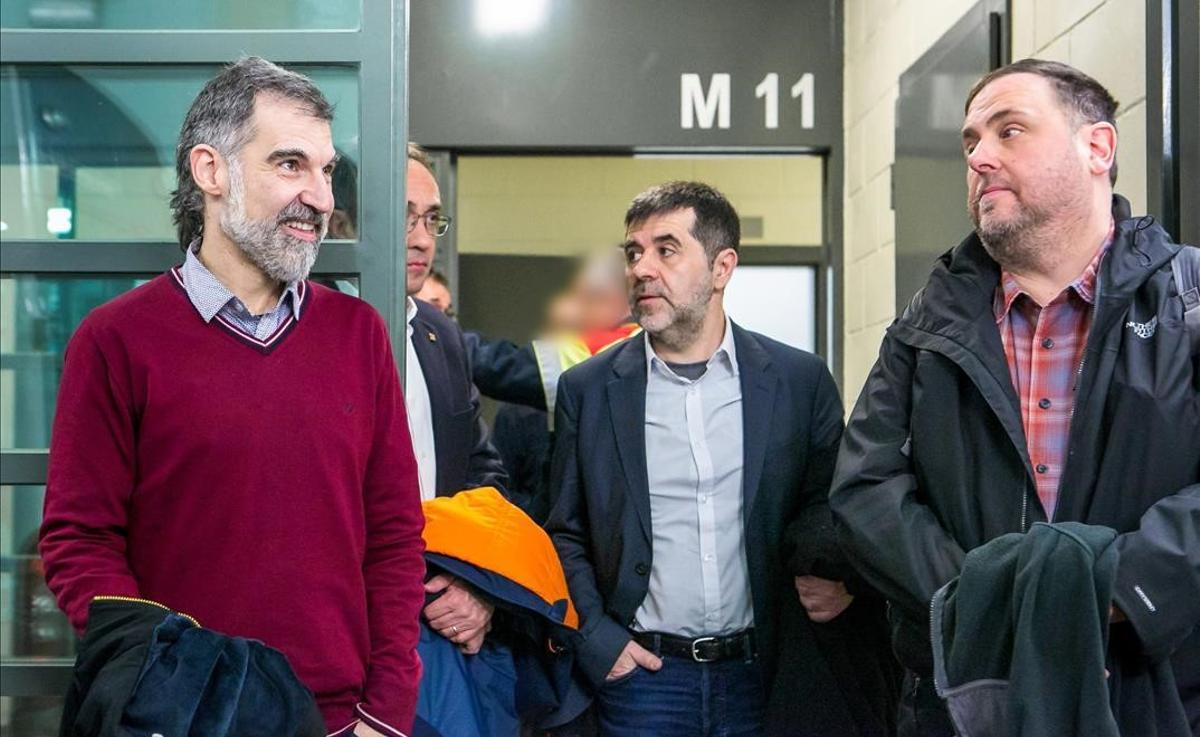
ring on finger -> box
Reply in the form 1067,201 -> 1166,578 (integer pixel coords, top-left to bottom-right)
451,624 -> 460,635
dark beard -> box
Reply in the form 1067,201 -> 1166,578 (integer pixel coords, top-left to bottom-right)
972,199 -> 1050,273
634,277 -> 713,353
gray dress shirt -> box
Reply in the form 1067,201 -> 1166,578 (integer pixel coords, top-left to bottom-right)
633,317 -> 754,637
179,244 -> 301,339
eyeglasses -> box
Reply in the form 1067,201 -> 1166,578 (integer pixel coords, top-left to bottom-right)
407,211 -> 453,238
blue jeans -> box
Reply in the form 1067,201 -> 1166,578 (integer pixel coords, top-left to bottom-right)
595,656 -> 765,737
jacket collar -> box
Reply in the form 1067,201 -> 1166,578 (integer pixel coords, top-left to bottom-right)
890,195 -> 1183,493
901,196 -> 1179,340
606,321 -> 777,544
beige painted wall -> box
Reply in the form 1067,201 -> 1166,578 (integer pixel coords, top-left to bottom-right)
457,156 -> 823,256
842,0 -> 1149,405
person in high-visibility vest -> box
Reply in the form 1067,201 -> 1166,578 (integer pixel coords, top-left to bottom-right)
468,248 -> 639,424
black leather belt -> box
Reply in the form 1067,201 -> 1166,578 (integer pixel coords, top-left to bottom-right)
632,629 -> 756,663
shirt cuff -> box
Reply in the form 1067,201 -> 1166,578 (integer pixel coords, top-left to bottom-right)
355,703 -> 409,737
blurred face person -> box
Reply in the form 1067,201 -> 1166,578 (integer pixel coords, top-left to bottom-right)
216,94 -> 335,284
623,207 -> 734,353
405,160 -> 442,295
416,277 -> 452,314
574,252 -> 630,331
962,72 -> 1113,271
544,292 -> 584,334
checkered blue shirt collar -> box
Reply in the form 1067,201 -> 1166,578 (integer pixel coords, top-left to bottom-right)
180,242 -> 303,323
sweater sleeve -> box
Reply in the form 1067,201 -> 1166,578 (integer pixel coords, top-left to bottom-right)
39,318 -> 141,633
356,316 -> 426,736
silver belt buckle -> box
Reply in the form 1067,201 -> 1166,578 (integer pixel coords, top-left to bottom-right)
690,636 -> 719,662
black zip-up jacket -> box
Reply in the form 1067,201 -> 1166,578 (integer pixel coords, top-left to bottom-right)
830,197 -> 1200,726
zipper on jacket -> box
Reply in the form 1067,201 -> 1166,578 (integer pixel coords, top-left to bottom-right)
92,595 -> 200,627
1020,487 -> 1028,532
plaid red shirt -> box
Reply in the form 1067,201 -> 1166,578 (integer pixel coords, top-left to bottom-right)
993,229 -> 1111,519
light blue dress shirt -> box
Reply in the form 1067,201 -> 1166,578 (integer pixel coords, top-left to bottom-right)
633,317 -> 754,637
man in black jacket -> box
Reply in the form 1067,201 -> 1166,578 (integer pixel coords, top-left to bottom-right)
830,59 -> 1200,736
404,143 -> 509,657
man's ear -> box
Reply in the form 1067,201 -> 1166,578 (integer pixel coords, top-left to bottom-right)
1083,121 -> 1117,179
189,144 -> 227,197
712,247 -> 739,290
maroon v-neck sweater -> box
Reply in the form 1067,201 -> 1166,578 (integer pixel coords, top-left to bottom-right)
40,272 -> 425,734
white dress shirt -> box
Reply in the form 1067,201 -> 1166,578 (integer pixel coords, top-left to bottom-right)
405,296 -> 438,501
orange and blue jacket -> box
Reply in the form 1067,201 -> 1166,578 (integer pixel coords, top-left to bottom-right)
415,488 -> 588,736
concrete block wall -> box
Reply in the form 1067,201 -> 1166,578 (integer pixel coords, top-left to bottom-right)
842,0 -> 1149,406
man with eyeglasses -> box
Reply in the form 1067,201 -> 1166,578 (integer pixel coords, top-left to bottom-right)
403,143 -> 509,655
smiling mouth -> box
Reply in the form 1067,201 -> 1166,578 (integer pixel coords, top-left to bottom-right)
282,220 -> 319,241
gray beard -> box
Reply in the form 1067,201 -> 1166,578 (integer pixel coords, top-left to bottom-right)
979,214 -> 1046,276
219,166 -> 324,284
975,206 -> 1050,273
634,277 -> 713,354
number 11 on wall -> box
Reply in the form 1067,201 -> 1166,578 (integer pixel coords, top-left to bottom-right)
755,73 -> 815,130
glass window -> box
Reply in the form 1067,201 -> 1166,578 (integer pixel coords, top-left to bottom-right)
1,0 -> 359,30
0,485 -> 74,662
0,65 -> 360,242
0,695 -> 63,736
724,265 -> 818,352
0,276 -> 148,450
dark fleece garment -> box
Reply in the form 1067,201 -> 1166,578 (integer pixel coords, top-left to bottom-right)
932,522 -> 1189,737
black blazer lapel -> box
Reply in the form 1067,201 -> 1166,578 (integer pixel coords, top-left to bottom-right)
734,324 -> 776,518
410,314 -> 456,495
607,340 -> 652,546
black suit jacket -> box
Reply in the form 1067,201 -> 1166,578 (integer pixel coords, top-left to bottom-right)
547,323 -> 857,688
410,300 -> 508,497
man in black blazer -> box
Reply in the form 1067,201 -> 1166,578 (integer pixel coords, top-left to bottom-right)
547,182 -> 893,736
404,144 -> 508,656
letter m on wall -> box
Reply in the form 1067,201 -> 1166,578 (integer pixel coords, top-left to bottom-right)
680,73 -> 731,129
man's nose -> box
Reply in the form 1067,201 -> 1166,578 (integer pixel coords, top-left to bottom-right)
629,253 -> 658,281
302,173 -> 335,215
966,138 -> 1000,175
407,220 -> 434,252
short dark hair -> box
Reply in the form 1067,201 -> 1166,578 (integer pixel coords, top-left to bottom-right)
624,181 -> 740,263
426,268 -> 449,287
170,57 -> 334,250
965,58 -> 1119,184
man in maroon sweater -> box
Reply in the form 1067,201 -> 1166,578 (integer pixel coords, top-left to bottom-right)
39,57 -> 425,736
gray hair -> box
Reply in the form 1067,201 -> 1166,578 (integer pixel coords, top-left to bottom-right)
170,57 -> 334,250
407,142 -> 436,174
